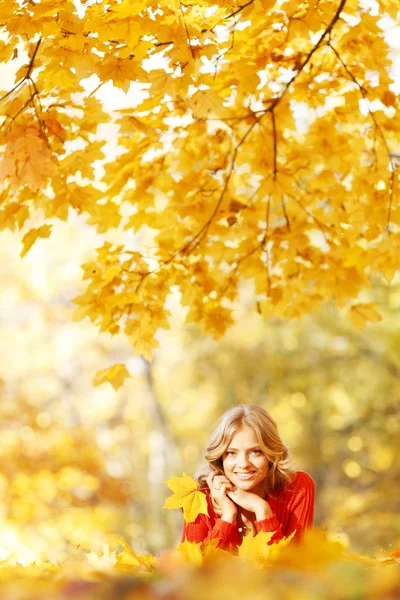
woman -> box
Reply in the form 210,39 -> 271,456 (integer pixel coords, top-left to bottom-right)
181,405 -> 315,553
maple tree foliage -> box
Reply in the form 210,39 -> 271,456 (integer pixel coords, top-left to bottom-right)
1,0 -> 400,364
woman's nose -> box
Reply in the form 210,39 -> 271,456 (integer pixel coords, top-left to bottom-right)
237,454 -> 251,467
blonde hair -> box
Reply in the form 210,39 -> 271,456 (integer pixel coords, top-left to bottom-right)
196,404 -> 295,513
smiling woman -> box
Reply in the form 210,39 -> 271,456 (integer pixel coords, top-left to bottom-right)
181,405 -> 315,553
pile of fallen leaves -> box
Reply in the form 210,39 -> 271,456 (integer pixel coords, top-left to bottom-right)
0,531 -> 399,600
0,473 -> 398,599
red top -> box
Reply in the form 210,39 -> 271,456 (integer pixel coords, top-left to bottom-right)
181,471 -> 315,553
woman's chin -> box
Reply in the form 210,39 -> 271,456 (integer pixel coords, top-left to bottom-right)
235,480 -> 256,490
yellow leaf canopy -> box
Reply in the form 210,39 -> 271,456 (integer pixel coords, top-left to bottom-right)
0,0 -> 399,359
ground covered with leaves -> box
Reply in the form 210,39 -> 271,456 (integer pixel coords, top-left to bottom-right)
1,531 -> 399,600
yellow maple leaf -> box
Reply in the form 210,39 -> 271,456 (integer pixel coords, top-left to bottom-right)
163,472 -> 209,522
132,336 -> 160,361
20,224 -> 52,258
116,538 -> 156,571
85,544 -> 117,570
96,57 -> 147,93
190,89 -> 232,120
176,540 -> 204,567
0,202 -> 30,231
0,125 -> 58,192
93,363 -> 131,390
201,537 -> 228,564
272,529 -> 345,570
349,303 -> 382,329
237,531 -> 274,567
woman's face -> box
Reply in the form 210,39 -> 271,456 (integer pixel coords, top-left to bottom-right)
222,425 -> 269,497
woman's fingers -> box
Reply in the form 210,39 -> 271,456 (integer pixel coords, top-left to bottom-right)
207,472 -> 235,498
220,483 -> 228,495
214,475 -> 233,487
206,471 -> 216,488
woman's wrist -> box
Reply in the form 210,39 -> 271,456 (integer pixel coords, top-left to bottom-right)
221,512 -> 237,523
254,500 -> 273,521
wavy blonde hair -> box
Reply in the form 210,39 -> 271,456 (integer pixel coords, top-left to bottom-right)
195,404 -> 295,514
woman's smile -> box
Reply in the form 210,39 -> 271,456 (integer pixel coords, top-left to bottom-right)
234,472 -> 256,480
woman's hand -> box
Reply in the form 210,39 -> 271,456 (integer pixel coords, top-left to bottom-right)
206,471 -> 237,521
226,488 -> 273,520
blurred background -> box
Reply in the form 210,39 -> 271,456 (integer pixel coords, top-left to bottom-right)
1,216 -> 399,565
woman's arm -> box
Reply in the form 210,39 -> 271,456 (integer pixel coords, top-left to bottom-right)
181,513 -> 241,551
284,472 -> 315,542
254,472 -> 315,544
181,490 -> 241,551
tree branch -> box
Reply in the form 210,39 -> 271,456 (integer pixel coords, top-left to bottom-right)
271,110 -> 277,180
224,0 -> 254,20
26,38 -> 42,80
179,0 -> 196,60
328,41 -> 395,233
130,1 -> 349,296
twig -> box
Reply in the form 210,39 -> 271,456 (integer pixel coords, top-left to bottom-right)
179,0 -> 195,60
60,545 -> 80,565
224,0 -> 254,20
264,196 -> 271,295
0,79 -> 25,104
281,196 -> 291,231
26,38 -> 42,79
271,110 -> 277,179
286,191 -> 328,240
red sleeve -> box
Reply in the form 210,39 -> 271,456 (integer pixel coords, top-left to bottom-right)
181,489 -> 241,551
182,515 -> 240,551
254,471 -> 315,544
254,513 -> 284,544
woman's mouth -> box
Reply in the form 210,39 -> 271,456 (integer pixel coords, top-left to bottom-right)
234,472 -> 256,480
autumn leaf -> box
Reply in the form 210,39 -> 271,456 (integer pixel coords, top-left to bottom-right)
190,89 -> 232,119
349,303 -> 383,329
379,548 -> 400,564
0,125 -> 57,192
93,364 -> 132,390
163,473 -> 209,522
96,56 -> 147,93
176,540 -> 204,566
237,531 -> 274,567
381,91 -> 396,107
132,336 -> 160,361
272,529 -> 346,571
20,224 -> 52,258
85,545 -> 117,570
116,539 -> 156,571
